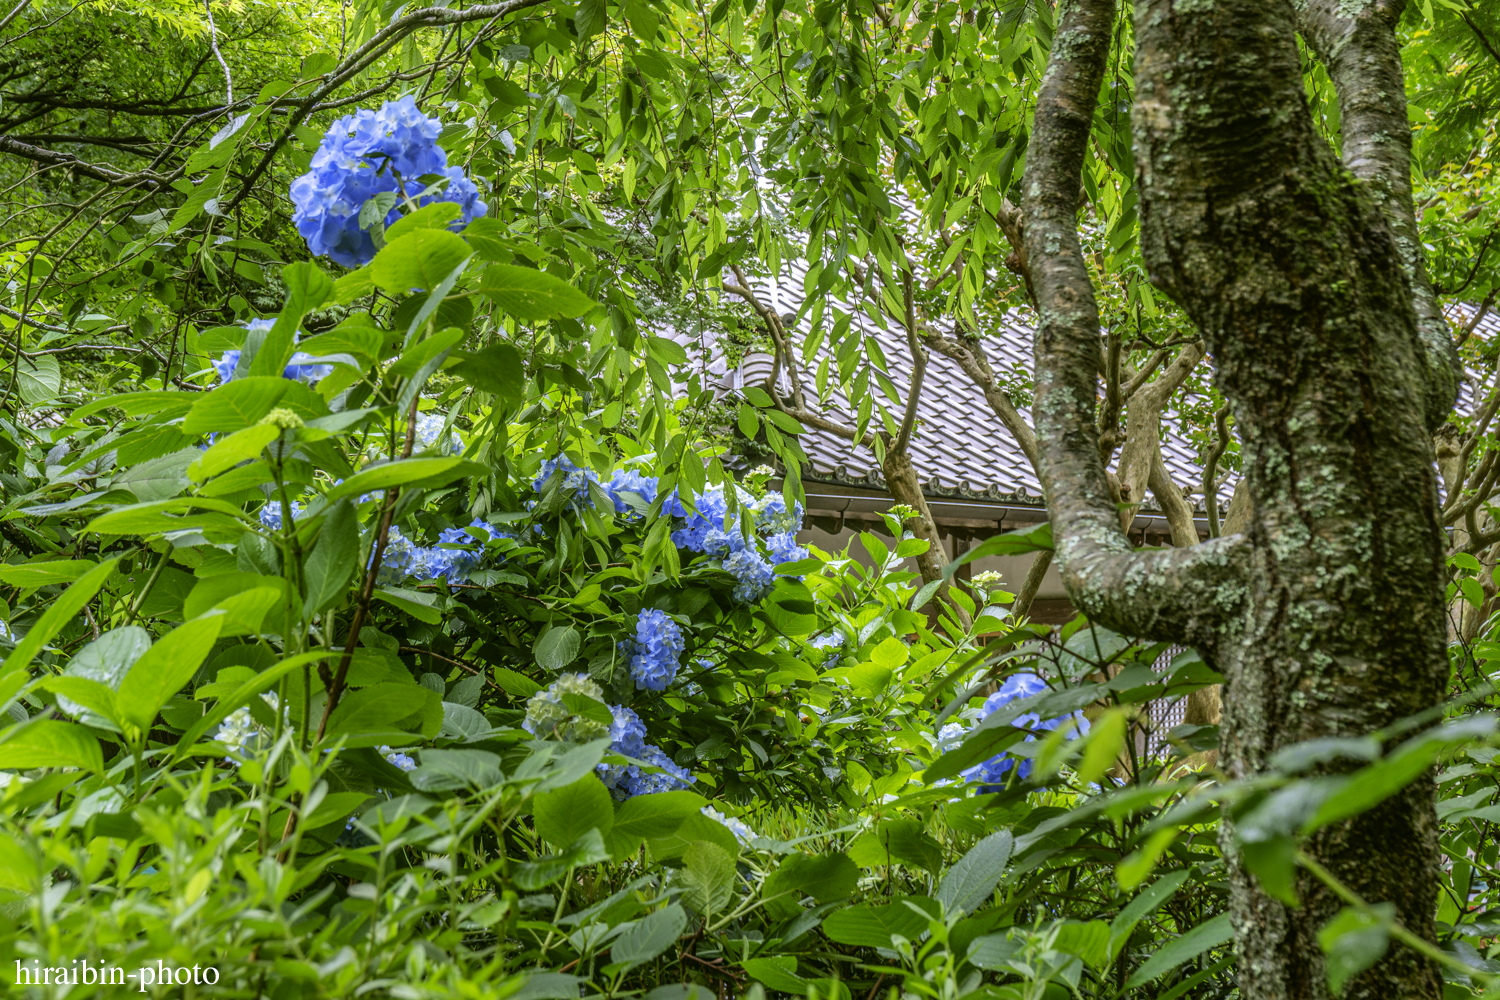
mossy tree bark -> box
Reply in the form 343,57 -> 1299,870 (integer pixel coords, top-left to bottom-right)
1025,1 -> 1454,997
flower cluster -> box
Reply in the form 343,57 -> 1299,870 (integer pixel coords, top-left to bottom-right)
596,704 -> 695,800
808,631 -> 844,668
380,745 -> 418,771
668,484 -> 807,604
624,608 -> 685,691
957,673 -> 1090,790
377,520 -> 499,586
701,805 -> 756,844
259,500 -> 304,532
214,692 -> 281,762
532,455 -> 658,515
414,412 -> 464,456
215,319 -> 334,386
290,96 -> 487,268
522,673 -> 614,743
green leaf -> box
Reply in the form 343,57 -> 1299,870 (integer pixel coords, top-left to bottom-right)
301,791 -> 374,832
408,747 -> 503,791
116,613 -> 226,731
17,354 -> 61,405
0,559 -> 119,679
1241,836 -> 1299,906
1108,870 -> 1190,961
0,720 -> 103,773
388,326 -> 466,380
182,377 -> 289,435
117,447 -> 198,502
479,265 -> 597,321
741,957 -> 806,993
1077,708 -> 1128,786
174,651 -> 326,757
189,424 -> 280,481
535,626 -> 581,671
303,500 -> 358,615
574,0 -> 607,36
1318,905 -> 1392,995
1054,920 -> 1111,970
675,840 -> 737,917
762,852 -> 860,918
648,811 -> 739,862
609,790 -> 707,857
534,775 -> 614,849
514,828 -> 610,889
371,228 -> 472,294
386,202 -> 462,242
326,683 -> 442,747
936,830 -> 1013,914
823,896 -> 939,948
1126,912 -> 1233,987
253,263 -> 334,376
451,342 -> 526,398
848,819 -> 944,872
1304,717 -> 1497,834
56,626 -> 151,728
0,560 -> 97,589
326,457 -> 484,502
611,904 -> 688,968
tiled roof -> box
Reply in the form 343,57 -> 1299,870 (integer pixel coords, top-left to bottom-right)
666,270 -> 1500,514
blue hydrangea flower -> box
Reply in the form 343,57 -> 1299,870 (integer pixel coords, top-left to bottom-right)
605,467 -> 659,516
376,527 -> 420,584
960,673 -> 1089,790
752,493 -> 804,535
259,499 -> 303,531
626,608 -> 684,691
766,531 -> 808,567
622,745 -> 695,797
808,631 -> 844,668
380,745 -> 418,771
215,319 -> 333,385
724,546 -> 776,604
290,95 -> 488,268
533,454 -> 601,509
415,412 -> 464,455
667,485 -> 733,552
701,805 -> 756,843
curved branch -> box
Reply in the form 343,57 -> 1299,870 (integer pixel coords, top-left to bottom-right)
1024,0 -> 1247,645
1296,0 -> 1461,430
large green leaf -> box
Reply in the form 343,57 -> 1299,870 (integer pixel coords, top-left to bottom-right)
55,626 -> 152,728
611,904 -> 687,969
674,840 -> 737,917
371,228 -> 472,293
450,342 -> 526,399
117,613 -> 226,730
936,830 -> 1013,914
534,775 -> 614,848
479,264 -> 597,321
326,683 -> 442,747
1126,912 -> 1233,987
181,377 -> 289,435
762,852 -> 860,918
823,896 -> 940,948
534,625 -> 580,671
183,572 -> 286,636
609,790 -> 706,857
0,720 -> 103,773
302,499 -> 358,615
0,560 -> 98,589
326,457 -> 484,502
118,447 -> 199,502
0,558 -> 119,678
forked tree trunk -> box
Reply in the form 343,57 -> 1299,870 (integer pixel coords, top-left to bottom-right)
1025,1 -> 1457,997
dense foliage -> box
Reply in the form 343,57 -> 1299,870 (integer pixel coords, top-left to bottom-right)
1,0 -> 1499,998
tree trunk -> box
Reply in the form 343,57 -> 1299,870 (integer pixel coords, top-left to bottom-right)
882,448 -> 949,585
1024,1 -> 1453,997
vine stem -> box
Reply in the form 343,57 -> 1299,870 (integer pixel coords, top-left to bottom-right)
1296,850 -> 1498,990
